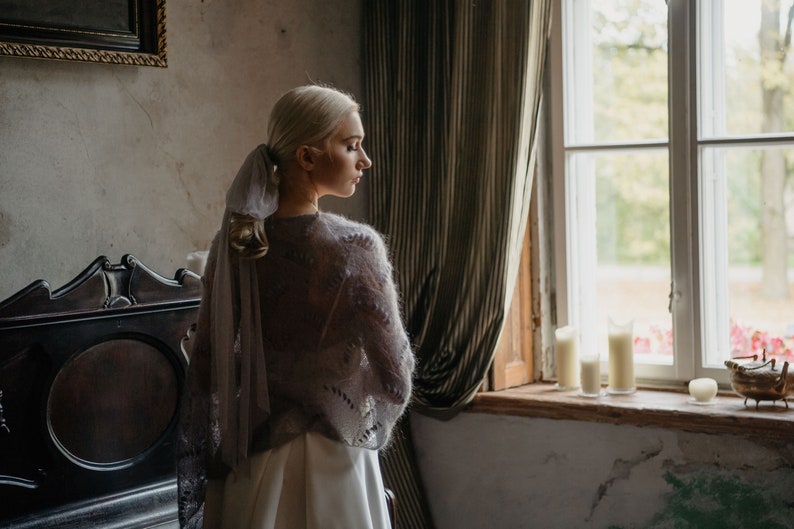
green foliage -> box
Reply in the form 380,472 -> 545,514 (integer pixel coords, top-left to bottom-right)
592,0 -> 668,142
595,152 -> 670,265
585,0 -> 794,267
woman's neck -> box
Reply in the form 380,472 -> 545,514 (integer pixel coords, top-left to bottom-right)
273,168 -> 319,218
273,199 -> 318,218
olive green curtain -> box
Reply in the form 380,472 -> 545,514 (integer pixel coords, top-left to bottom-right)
362,1 -> 553,527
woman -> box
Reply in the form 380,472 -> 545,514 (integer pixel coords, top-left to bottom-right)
177,85 -> 414,529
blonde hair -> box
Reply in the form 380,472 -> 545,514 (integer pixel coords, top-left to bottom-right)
268,85 -> 360,165
229,213 -> 269,259
230,85 -> 360,258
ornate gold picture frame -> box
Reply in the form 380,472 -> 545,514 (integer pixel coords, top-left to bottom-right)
0,0 -> 167,67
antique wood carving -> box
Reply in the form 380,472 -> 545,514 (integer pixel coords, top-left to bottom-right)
0,255 -> 200,526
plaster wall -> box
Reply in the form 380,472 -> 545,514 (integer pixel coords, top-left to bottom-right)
0,0 -> 366,300
412,412 -> 794,529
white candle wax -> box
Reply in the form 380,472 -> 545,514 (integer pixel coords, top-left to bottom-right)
607,319 -> 635,393
580,355 -> 601,396
554,326 -> 580,389
688,377 -> 718,402
187,250 -> 209,276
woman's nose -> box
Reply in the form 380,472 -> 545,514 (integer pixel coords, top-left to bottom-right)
359,147 -> 373,169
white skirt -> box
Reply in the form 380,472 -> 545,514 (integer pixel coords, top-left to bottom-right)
203,432 -> 391,529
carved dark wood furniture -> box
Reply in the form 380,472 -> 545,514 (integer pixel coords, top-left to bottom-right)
0,255 -> 201,528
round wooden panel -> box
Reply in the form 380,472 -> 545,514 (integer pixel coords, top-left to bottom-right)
47,338 -> 178,469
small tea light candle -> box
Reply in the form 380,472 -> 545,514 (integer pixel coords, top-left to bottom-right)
579,354 -> 602,397
607,318 -> 635,394
554,325 -> 580,390
688,377 -> 718,403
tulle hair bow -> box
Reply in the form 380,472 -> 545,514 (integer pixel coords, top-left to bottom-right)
211,144 -> 279,470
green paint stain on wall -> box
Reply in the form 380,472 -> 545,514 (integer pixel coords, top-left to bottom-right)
637,471 -> 792,529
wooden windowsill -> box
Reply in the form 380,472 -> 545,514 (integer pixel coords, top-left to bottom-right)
469,383 -> 794,440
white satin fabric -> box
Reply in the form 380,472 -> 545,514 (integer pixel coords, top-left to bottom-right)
203,433 -> 391,529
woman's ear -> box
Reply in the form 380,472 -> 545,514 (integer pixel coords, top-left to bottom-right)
295,145 -> 315,171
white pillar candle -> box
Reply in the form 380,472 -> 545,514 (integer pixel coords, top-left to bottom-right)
187,250 -> 209,276
580,355 -> 602,396
688,377 -> 718,402
607,318 -> 635,393
554,325 -> 580,390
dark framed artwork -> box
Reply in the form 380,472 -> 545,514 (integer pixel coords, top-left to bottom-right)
0,0 -> 167,67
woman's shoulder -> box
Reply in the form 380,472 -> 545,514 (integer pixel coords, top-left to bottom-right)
318,212 -> 388,252
318,211 -> 375,232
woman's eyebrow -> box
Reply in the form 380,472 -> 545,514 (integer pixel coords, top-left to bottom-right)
341,134 -> 364,142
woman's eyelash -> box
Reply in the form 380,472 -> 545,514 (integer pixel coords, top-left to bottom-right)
347,145 -> 359,152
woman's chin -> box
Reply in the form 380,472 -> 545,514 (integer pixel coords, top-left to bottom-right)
324,187 -> 356,200
341,183 -> 358,198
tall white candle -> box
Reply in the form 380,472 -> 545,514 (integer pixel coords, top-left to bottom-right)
580,354 -> 601,396
607,318 -> 635,393
554,326 -> 580,390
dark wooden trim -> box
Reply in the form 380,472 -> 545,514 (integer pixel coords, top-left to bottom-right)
0,478 -> 178,529
0,254 -> 200,324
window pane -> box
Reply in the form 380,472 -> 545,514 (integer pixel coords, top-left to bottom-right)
565,0 -> 668,144
701,145 -> 794,367
699,0 -> 794,137
568,150 -> 672,364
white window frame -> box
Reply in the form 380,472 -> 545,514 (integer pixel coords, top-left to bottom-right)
549,0 -> 794,385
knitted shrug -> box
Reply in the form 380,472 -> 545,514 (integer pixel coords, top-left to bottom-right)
177,212 -> 414,529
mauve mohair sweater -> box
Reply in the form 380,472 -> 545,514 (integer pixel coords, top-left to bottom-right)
177,212 -> 414,528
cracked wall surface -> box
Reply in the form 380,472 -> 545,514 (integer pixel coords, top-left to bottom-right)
412,412 -> 794,529
0,0 -> 364,299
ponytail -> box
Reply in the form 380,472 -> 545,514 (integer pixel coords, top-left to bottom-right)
229,213 -> 268,259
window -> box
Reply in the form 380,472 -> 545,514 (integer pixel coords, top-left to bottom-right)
549,0 -> 794,384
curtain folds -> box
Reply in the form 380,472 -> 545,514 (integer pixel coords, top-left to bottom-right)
363,1 -> 553,527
